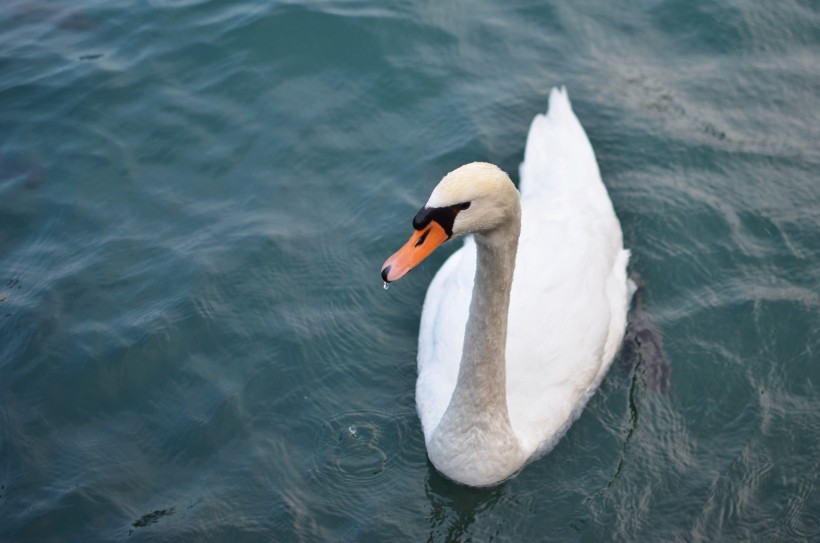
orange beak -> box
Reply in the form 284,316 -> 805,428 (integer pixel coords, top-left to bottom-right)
381,221 -> 449,283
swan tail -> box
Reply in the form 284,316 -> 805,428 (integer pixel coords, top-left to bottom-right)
518,87 -> 601,198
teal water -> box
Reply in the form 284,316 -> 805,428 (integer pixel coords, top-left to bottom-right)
1,0 -> 819,541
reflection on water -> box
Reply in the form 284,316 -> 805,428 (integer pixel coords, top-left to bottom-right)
620,274 -> 671,393
425,464 -> 504,543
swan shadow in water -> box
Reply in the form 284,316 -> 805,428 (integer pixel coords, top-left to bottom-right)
587,273 -> 672,498
620,273 -> 671,393
424,462 -> 504,543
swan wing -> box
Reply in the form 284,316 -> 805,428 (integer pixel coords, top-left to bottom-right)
507,87 -> 630,455
416,237 -> 474,439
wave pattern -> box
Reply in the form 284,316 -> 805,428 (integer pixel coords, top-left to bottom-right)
0,0 -> 818,541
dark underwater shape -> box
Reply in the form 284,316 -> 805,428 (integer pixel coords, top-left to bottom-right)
621,273 -> 672,393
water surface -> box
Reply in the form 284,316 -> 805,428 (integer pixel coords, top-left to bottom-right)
1,0 -> 818,541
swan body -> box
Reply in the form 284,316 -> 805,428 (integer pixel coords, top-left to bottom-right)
382,88 -> 631,486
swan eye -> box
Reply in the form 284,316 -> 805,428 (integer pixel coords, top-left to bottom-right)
413,202 -> 470,236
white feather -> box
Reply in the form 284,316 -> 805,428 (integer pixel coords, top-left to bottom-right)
416,87 -> 631,463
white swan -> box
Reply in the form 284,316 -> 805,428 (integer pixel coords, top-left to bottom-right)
381,87 -> 631,487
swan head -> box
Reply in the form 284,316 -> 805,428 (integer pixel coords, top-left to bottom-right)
381,162 -> 519,283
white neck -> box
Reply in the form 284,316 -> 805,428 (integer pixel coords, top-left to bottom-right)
426,198 -> 526,486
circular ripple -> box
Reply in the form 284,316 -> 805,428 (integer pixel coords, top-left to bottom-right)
312,408 -> 410,483
330,420 -> 388,479
301,407 -> 422,520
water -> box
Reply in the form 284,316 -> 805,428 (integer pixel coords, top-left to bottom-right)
1,0 -> 818,541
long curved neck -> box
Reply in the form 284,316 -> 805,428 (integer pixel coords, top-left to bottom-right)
452,220 -> 520,415
427,198 -> 524,486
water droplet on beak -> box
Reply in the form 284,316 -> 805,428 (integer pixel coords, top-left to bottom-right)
383,282 -> 390,290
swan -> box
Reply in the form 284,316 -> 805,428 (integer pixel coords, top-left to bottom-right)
381,87 -> 631,487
